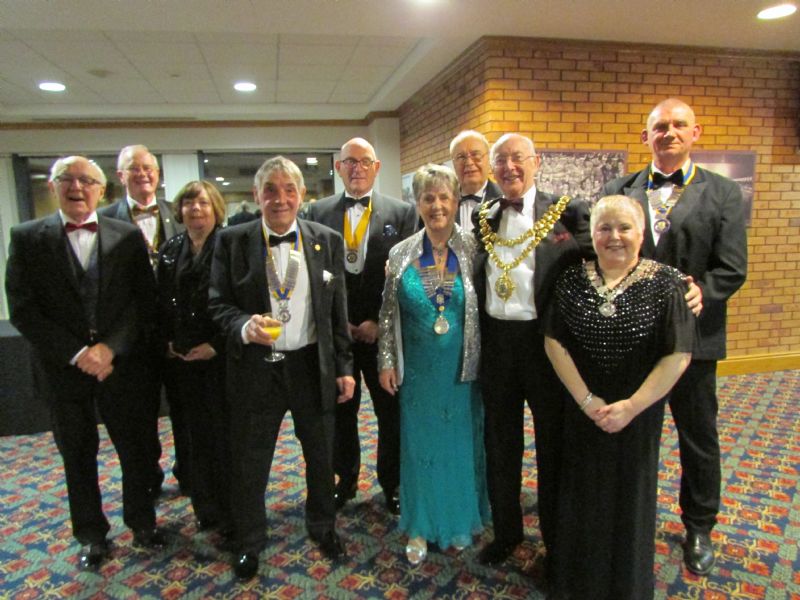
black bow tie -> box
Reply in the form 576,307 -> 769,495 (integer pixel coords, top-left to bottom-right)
652,171 -> 683,188
460,194 -> 481,204
268,231 -> 297,247
345,196 -> 369,207
499,197 -> 523,212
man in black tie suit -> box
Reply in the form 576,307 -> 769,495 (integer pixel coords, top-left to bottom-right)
5,156 -> 166,571
100,145 -> 186,498
603,98 -> 747,576
449,130 -> 503,233
209,156 -> 355,579
473,134 -> 593,574
304,138 -> 416,514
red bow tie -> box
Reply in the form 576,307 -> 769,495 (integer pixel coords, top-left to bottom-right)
65,222 -> 98,233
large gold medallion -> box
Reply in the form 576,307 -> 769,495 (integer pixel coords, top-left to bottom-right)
495,272 -> 515,301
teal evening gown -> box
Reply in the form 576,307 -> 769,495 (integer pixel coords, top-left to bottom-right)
396,266 -> 490,548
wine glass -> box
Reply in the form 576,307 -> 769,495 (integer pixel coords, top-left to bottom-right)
261,312 -> 285,362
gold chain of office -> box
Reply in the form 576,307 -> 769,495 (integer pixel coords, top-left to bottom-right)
478,195 -> 572,301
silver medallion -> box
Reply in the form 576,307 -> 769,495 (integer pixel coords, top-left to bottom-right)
346,250 -> 358,263
433,314 -> 450,335
278,301 -> 292,323
653,218 -> 671,234
599,301 -> 616,317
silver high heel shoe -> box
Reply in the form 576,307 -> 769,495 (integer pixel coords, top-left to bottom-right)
405,537 -> 427,565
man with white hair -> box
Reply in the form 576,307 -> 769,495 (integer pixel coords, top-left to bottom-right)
449,130 -> 502,233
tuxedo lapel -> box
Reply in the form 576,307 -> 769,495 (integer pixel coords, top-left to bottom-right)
298,220 -> 324,325
41,213 -> 81,295
659,174 -> 707,256
246,221 -> 270,314
98,218 -> 124,301
623,171 -> 656,256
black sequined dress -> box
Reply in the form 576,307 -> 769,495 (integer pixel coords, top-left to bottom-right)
544,258 -> 694,600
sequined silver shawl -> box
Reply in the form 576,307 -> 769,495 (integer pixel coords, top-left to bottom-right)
377,225 -> 480,384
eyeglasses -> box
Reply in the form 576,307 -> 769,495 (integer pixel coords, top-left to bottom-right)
453,151 -> 486,165
125,165 -> 158,175
55,175 -> 103,187
341,157 -> 376,169
493,154 -> 535,167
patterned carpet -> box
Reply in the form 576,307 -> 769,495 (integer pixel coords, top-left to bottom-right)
0,370 -> 798,599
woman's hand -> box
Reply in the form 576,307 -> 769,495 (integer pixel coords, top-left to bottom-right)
183,343 -> 217,361
379,368 -> 398,396
594,400 -> 637,433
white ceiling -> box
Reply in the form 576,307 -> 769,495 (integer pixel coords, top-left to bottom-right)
0,0 -> 797,122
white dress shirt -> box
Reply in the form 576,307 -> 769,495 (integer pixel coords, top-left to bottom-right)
60,210 -> 98,271
127,196 -> 159,248
648,158 -> 692,245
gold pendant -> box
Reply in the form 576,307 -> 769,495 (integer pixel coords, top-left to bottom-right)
495,272 -> 515,301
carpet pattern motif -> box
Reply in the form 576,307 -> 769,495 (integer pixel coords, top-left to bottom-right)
0,370 -> 798,599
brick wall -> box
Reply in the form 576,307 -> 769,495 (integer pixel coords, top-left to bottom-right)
398,37 -> 800,359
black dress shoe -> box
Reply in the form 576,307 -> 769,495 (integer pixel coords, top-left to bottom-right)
317,531 -> 346,561
683,530 -> 715,575
478,538 -> 520,565
78,540 -> 110,570
132,527 -> 167,549
334,480 -> 357,509
233,552 -> 259,579
386,490 -> 400,515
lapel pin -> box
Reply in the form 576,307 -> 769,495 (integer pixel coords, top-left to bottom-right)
314,244 -> 321,252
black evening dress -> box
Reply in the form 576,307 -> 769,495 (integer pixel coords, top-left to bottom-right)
544,258 -> 694,600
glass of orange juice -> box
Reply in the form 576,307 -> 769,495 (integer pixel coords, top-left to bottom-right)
261,312 -> 285,362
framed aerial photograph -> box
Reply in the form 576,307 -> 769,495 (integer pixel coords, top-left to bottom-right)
536,150 -> 628,204
692,150 -> 756,225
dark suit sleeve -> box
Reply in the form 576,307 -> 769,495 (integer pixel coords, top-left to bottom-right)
5,226 -> 85,365
329,233 -> 354,376
398,201 -> 418,239
698,180 -> 748,303
564,197 -> 594,258
208,230 -> 251,359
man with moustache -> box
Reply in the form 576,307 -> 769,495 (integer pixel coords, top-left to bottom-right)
209,156 -> 355,579
603,98 -> 747,575
304,138 -> 416,514
100,145 -> 185,498
449,130 -> 503,233
473,133 -> 592,574
5,156 -> 166,571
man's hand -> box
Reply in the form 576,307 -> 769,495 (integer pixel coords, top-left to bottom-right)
379,368 -> 398,396
76,342 -> 115,381
336,375 -> 356,404
685,276 -> 703,316
352,320 -> 379,344
246,314 -> 279,346
183,343 -> 217,361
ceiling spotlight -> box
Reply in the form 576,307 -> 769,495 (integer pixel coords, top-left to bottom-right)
222,181 -> 231,186
215,176 -> 225,182
39,81 -> 66,92
204,158 -> 209,163
757,3 -> 797,18
234,81 -> 257,92
306,157 -> 319,166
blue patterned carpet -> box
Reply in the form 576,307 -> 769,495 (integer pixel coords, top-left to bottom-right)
0,370 -> 798,599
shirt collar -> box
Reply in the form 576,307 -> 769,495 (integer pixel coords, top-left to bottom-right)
262,220 -> 299,239
652,158 -> 692,177
59,210 -> 98,227
127,196 -> 157,211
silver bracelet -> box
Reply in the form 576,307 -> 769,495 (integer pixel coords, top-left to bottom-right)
579,392 -> 593,411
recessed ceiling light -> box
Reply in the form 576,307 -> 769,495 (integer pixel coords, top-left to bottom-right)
234,81 -> 257,92
215,176 -> 225,182
222,181 -> 231,186
306,157 -> 318,166
757,3 -> 797,18
204,158 -> 209,163
39,81 -> 66,92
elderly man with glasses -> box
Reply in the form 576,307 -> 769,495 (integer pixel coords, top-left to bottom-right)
303,137 -> 416,515
472,133 -> 592,584
449,130 -> 503,233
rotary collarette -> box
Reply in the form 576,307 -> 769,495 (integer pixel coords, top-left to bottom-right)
418,233 -> 459,335
646,161 -> 697,234
585,258 -> 655,317
263,228 -> 301,323
478,195 -> 572,301
343,198 -> 372,264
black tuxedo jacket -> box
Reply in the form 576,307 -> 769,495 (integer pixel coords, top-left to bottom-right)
5,213 -> 156,397
99,198 -> 184,246
473,190 -> 593,325
603,165 -> 747,359
303,191 -> 416,325
208,219 -> 353,412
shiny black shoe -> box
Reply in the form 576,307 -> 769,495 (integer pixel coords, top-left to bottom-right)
334,480 -> 357,509
317,531 -> 346,561
132,527 -> 167,549
478,538 -> 520,566
78,540 -> 110,571
683,530 -> 715,575
233,552 -> 259,579
385,490 -> 400,515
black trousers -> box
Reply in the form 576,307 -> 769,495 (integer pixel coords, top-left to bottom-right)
480,316 -> 564,552
669,359 -> 720,534
333,340 -> 400,495
229,344 -> 336,554
49,366 -> 156,545
164,355 -> 231,525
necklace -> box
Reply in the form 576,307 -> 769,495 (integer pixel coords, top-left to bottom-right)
646,162 -> 696,234
419,234 -> 458,335
478,195 -> 572,301
263,229 -> 301,323
585,259 -> 653,317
